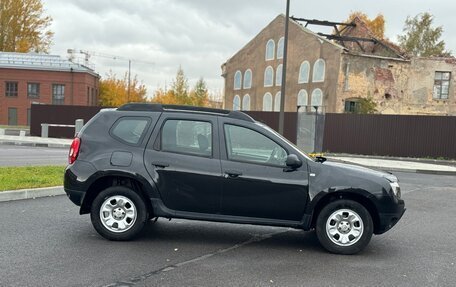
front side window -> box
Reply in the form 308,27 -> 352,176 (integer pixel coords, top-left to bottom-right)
234,70 -> 242,90
243,69 -> 252,89
312,59 -> 325,82
224,124 -> 287,166
28,83 -> 40,98
162,120 -> 212,157
433,71 -> 450,99
264,66 -> 274,87
111,117 -> 149,145
5,82 -> 18,97
52,84 -> 65,105
266,39 -> 275,61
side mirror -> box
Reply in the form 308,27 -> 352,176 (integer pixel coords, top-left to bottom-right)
285,154 -> 302,170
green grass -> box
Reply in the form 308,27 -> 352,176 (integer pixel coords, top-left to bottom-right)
0,166 -> 65,191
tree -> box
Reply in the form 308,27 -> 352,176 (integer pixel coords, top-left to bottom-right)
152,67 -> 209,107
357,97 -> 377,114
99,72 -> 147,107
344,11 -> 385,39
398,12 -> 451,57
0,0 -> 53,53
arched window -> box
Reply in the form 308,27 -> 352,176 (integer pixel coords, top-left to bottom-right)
277,37 -> 284,59
243,69 -> 252,89
234,70 -> 242,90
311,89 -> 323,106
312,59 -> 325,82
298,61 -> 310,83
263,93 -> 273,111
265,39 -> 275,61
276,64 -> 283,86
274,92 -> 281,112
242,94 -> 251,111
233,95 -> 241,111
297,89 -> 308,107
264,66 -> 274,87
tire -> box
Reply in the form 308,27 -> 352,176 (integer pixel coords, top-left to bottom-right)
90,186 -> 148,241
316,199 -> 373,255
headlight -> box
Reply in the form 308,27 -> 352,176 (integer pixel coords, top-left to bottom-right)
389,181 -> 401,199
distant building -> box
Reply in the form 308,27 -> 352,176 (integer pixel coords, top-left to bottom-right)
0,52 -> 100,126
222,15 -> 456,115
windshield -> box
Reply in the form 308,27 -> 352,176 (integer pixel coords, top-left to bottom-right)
255,122 -> 313,161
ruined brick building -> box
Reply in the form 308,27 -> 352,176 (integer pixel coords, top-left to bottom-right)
222,14 -> 456,115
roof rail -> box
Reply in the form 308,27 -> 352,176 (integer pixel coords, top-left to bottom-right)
117,103 -> 255,123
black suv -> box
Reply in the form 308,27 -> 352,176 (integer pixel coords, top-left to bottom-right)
64,103 -> 405,254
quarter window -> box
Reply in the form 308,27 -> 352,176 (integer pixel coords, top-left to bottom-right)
434,71 -> 450,99
266,39 -> 275,60
234,71 -> 242,90
5,82 -> 18,97
162,120 -> 212,157
52,84 -> 65,105
28,83 -> 40,98
111,118 -> 149,145
224,125 -> 287,166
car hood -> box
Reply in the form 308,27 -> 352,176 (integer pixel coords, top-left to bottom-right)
322,161 -> 395,181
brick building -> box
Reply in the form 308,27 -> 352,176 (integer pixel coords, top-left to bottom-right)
0,52 -> 100,126
222,15 -> 456,116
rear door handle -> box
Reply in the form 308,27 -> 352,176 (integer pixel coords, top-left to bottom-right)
224,170 -> 242,178
152,161 -> 169,168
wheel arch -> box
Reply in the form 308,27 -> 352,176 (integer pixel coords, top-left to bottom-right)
80,171 -> 157,217
309,189 -> 381,234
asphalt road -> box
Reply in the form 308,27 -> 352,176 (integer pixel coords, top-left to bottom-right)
0,145 -> 68,166
1,172 -> 455,286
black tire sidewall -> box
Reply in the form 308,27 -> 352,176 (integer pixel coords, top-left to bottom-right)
90,186 -> 148,241
316,199 -> 373,255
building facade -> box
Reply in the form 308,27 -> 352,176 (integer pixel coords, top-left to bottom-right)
0,52 -> 100,126
222,15 -> 456,116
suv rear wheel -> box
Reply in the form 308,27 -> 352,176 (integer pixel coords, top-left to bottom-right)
90,186 -> 147,240
316,199 -> 373,255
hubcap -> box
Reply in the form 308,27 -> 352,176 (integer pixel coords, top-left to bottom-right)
326,209 -> 364,247
99,195 -> 137,233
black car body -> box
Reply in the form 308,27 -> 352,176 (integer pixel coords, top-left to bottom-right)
64,103 -> 405,254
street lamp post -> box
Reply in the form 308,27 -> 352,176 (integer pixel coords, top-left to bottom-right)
278,0 -> 290,135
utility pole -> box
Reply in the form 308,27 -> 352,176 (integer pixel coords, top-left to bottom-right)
279,0 -> 290,135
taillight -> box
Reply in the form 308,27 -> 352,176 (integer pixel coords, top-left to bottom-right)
68,137 -> 81,164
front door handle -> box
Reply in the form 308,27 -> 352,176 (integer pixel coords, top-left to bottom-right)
224,170 -> 242,178
152,161 -> 169,168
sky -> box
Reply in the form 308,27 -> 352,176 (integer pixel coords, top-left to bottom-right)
43,0 -> 456,99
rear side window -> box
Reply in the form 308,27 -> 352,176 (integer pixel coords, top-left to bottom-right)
111,117 -> 149,145
161,119 -> 212,157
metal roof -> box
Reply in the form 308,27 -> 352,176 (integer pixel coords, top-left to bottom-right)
0,52 -> 98,76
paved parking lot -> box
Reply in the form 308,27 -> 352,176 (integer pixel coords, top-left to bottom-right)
1,172 -> 455,286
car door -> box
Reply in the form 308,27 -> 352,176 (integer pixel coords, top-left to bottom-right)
219,118 -> 308,221
144,113 -> 222,214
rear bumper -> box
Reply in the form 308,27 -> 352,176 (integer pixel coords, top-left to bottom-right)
375,199 -> 406,234
64,188 -> 85,207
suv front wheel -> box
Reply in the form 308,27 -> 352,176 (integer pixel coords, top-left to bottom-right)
316,199 -> 373,255
90,186 -> 148,240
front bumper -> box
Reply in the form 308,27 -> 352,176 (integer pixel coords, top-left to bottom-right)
375,199 -> 406,234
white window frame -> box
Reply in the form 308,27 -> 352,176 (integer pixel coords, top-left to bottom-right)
243,69 -> 252,89
276,64 -> 283,86
242,94 -> 251,111
265,39 -> 275,61
311,88 -> 323,106
312,59 -> 325,83
263,92 -> 273,111
298,61 -> 310,83
274,92 -> 281,112
277,37 -> 284,59
234,70 -> 242,90
264,66 -> 274,87
297,89 -> 308,107
233,95 -> 241,111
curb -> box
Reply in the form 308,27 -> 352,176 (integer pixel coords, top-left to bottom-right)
0,186 -> 65,202
0,140 -> 69,148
